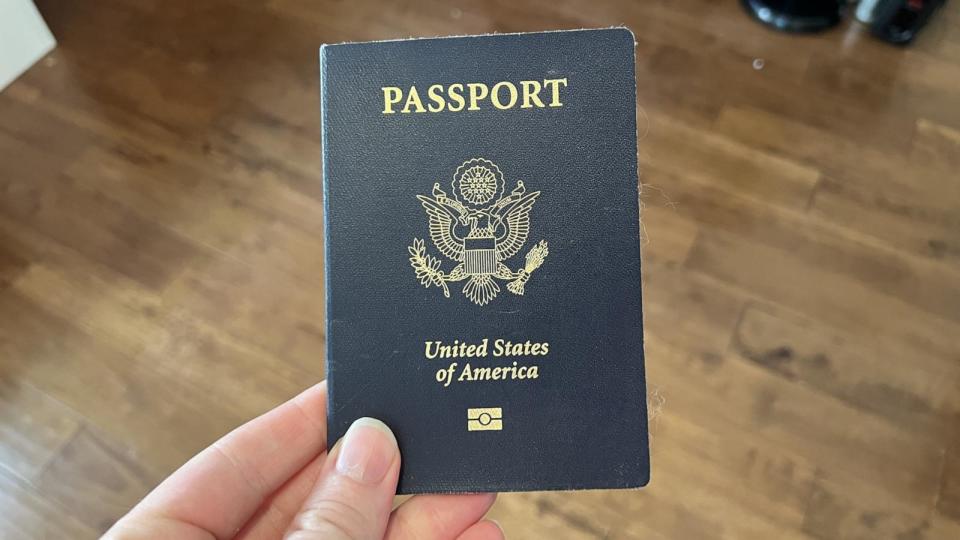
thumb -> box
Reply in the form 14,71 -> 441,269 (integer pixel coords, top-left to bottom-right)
285,417 -> 400,540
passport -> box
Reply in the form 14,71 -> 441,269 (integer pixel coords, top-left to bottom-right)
320,28 -> 649,493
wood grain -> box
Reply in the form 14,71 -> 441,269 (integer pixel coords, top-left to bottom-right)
0,378 -> 81,481
1,0 -> 958,538
0,469 -> 97,540
34,427 -> 154,534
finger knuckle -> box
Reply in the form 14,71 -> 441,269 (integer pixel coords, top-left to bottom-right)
289,499 -> 370,540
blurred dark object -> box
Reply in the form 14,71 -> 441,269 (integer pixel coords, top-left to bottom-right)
741,0 -> 847,32
857,0 -> 946,44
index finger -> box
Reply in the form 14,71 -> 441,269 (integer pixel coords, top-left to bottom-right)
115,381 -> 328,539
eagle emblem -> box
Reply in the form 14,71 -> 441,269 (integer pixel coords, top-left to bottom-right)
408,158 -> 549,305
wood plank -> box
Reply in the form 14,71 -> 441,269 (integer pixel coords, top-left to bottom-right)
0,157 -> 205,292
645,113 -> 820,211
0,213 -> 176,357
657,169 -> 960,356
4,95 -> 325,237
489,493 -> 602,540
713,103 -> 960,267
64,143 -> 325,279
686,227 -> 959,364
734,304 -> 960,442
808,177 -> 960,263
0,239 -> 30,287
803,50 -> 960,131
0,92 -> 92,170
0,469 -> 97,540
643,261 -> 745,356
940,444 -> 960,522
34,426 -> 154,535
0,286 -> 244,475
645,412 -> 817,538
162,253 -> 325,367
648,335 -> 943,510
648,46 -> 917,156
912,118 -> 960,175
639,203 -> 699,266
714,105 -> 960,213
802,472 -> 934,540
930,513 -> 960,539
7,257 -> 311,423
495,405 -> 819,539
0,378 -> 82,481
1,212 -> 317,382
207,105 -> 324,199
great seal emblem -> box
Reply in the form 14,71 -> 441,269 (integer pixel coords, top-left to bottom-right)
408,158 -> 549,306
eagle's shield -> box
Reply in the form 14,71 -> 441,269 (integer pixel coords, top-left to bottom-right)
463,237 -> 497,275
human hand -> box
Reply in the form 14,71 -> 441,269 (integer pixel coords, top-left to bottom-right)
105,381 -> 502,539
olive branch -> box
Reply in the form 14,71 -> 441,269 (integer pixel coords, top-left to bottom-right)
408,238 -> 450,297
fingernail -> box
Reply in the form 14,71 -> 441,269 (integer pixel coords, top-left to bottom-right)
336,417 -> 397,484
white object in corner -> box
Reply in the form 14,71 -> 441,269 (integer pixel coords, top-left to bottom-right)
0,0 -> 57,91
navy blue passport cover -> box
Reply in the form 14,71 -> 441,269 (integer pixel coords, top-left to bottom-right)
320,28 -> 649,494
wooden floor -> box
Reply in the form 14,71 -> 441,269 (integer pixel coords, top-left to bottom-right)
1,1 -> 958,538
